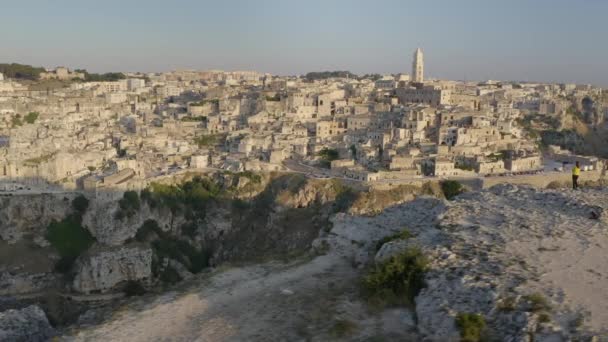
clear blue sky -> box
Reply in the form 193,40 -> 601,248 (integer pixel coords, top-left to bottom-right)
1,0 -> 607,85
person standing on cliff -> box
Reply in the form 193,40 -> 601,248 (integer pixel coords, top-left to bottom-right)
572,161 -> 580,190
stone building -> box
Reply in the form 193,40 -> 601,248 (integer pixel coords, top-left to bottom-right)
411,48 -> 424,83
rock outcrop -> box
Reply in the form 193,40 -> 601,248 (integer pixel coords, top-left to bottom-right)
72,245 -> 152,293
82,200 -> 186,246
0,194 -> 74,244
0,305 -> 55,341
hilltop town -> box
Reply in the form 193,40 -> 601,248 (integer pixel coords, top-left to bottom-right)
2,52 -> 608,341
0,49 -> 606,195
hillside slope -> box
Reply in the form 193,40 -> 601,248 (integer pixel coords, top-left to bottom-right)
59,185 -> 608,341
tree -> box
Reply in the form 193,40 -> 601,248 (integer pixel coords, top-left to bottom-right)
317,148 -> 339,161
0,63 -> 46,80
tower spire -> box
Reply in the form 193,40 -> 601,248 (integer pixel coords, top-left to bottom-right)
412,47 -> 424,83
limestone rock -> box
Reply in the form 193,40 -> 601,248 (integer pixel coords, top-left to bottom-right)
0,194 -> 73,244
0,305 -> 55,342
72,245 -> 152,293
82,200 -> 185,246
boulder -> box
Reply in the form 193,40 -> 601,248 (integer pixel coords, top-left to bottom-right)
0,305 -> 55,342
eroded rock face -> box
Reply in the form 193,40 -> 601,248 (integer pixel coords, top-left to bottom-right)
0,305 -> 55,342
82,200 -> 186,246
0,194 -> 73,244
72,245 -> 152,293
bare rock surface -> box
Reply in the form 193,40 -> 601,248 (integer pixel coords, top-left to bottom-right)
72,245 -> 153,293
60,185 -> 608,341
0,305 -> 55,341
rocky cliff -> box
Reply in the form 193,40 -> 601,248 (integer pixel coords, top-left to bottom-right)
72,245 -> 153,294
65,183 -> 608,341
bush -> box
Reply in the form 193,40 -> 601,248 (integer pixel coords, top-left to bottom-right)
441,180 -> 464,200
193,134 -> 217,147
123,280 -> 147,297
151,238 -> 209,274
24,112 -> 39,124
546,180 -> 566,189
455,312 -> 486,342
158,265 -> 182,284
362,248 -> 428,308
71,195 -> 89,214
375,229 -> 412,251
317,148 -> 339,162
54,256 -> 77,274
524,293 -> 551,312
329,319 -> 358,338
135,219 -> 163,242
116,190 -> 140,218
47,215 -> 95,260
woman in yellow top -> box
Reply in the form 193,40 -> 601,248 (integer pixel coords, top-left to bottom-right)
572,161 -> 580,189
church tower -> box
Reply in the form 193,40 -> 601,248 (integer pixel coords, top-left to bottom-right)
412,48 -> 424,83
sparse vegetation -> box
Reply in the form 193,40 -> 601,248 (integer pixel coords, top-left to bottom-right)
71,195 -> 90,214
190,99 -> 218,106
330,179 -> 358,212
497,296 -> 517,312
375,228 -> 412,251
538,312 -> 551,323
317,148 -> 339,162
123,280 -> 147,297
24,111 -> 39,124
23,152 -> 56,165
305,71 -> 357,81
524,293 -> 551,312
362,247 -> 428,309
134,219 -> 163,242
142,176 -> 222,214
115,190 -> 141,219
0,63 -> 45,80
75,69 -> 126,82
546,180 -> 566,189
47,215 -> 95,272
11,114 -> 23,127
455,312 -> 486,342
193,134 -> 218,147
441,180 -> 464,200
329,319 -> 358,338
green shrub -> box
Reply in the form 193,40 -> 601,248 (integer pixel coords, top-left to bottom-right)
123,280 -> 146,297
135,219 -> 163,242
331,179 -> 358,212
54,256 -> 77,274
317,148 -> 339,162
159,265 -> 182,284
71,195 -> 90,214
455,312 -> 486,342
24,112 -> 39,124
524,293 -> 551,312
47,215 -> 95,260
116,190 -> 140,218
193,134 -> 217,147
151,238 -> 209,274
441,180 -> 464,200
375,229 -> 412,251
144,177 -> 221,214
329,319 -> 358,338
362,248 -> 428,308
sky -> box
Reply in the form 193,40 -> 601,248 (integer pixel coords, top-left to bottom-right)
1,0 -> 607,85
